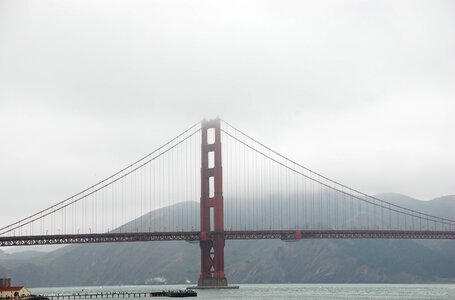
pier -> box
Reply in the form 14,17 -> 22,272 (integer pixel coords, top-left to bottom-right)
40,290 -> 197,299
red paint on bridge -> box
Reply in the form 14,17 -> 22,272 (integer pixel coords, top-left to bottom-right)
1,230 -> 454,247
199,118 -> 227,287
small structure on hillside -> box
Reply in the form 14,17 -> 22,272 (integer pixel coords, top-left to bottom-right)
0,278 -> 30,299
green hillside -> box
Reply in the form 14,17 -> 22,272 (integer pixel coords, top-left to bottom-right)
0,194 -> 454,287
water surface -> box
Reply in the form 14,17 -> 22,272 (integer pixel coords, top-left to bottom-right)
30,283 -> 455,300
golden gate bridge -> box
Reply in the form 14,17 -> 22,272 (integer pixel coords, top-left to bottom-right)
0,118 -> 454,288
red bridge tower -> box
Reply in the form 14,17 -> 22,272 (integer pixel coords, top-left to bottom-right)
198,118 -> 229,288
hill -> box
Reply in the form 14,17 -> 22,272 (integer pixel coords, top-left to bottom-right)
0,193 -> 454,287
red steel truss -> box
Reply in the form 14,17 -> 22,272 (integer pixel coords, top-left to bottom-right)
1,230 -> 454,247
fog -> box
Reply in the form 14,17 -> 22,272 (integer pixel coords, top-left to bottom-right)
0,0 -> 454,227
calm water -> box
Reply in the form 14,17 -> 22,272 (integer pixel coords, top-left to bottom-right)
30,284 -> 455,300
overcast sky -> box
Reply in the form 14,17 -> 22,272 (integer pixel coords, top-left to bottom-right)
1,0 -> 454,226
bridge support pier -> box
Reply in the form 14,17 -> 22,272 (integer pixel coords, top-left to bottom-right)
198,238 -> 227,287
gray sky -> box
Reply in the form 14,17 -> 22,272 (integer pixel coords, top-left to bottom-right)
1,0 -> 454,226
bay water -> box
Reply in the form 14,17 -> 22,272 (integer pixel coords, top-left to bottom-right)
30,284 -> 455,300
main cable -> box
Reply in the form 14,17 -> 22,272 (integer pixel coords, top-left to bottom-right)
221,120 -> 455,225
1,126 -> 201,236
221,128 -> 455,227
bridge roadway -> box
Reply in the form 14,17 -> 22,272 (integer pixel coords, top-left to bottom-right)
1,230 -> 454,247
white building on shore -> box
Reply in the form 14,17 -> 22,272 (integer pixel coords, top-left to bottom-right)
0,278 -> 30,299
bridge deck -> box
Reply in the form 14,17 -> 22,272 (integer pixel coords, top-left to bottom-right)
1,230 -> 454,247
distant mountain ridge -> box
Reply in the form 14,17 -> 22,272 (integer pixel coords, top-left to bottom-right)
0,193 -> 454,287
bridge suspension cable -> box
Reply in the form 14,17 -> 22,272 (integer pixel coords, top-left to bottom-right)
220,119 -> 455,232
0,122 -> 202,237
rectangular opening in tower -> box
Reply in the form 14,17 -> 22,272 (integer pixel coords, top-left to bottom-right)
209,176 -> 215,198
210,207 -> 214,232
208,151 -> 214,168
207,128 -> 215,144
